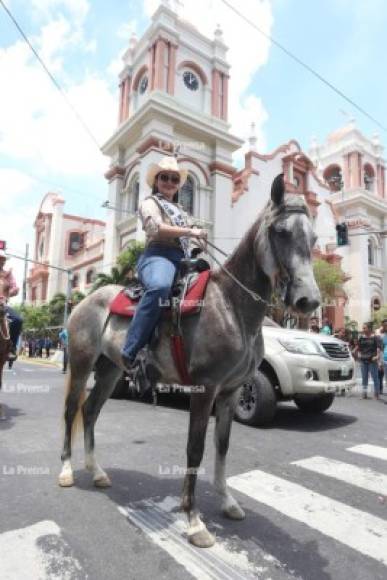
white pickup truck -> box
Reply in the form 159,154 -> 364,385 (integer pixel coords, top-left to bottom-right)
235,318 -> 356,426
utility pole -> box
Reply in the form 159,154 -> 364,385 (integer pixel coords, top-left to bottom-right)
22,243 -> 29,305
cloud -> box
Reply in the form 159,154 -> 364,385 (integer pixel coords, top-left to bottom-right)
0,169 -> 39,292
143,0 -> 273,153
0,18 -> 116,178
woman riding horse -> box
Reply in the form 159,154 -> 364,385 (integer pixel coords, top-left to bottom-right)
121,156 -> 207,371
0,250 -> 23,360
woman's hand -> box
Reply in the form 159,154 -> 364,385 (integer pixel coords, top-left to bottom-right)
190,227 -> 208,239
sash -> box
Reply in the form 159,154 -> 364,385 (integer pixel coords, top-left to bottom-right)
153,194 -> 190,258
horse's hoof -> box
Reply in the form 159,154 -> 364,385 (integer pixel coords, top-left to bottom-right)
94,474 -> 111,488
188,529 -> 216,548
58,473 -> 74,487
222,504 -> 245,520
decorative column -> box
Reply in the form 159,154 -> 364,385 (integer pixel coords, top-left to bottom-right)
122,75 -> 132,120
211,69 -> 220,117
376,163 -> 386,198
167,43 -> 177,95
343,153 -> 350,189
103,166 -> 125,273
153,38 -> 167,90
222,74 -> 229,121
118,81 -> 125,124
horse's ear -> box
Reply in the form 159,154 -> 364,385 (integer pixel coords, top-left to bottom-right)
271,174 -> 285,206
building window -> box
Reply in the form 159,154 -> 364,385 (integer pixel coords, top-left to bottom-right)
86,269 -> 96,285
323,165 -> 343,192
68,232 -> 84,256
364,164 -> 375,191
130,174 -> 140,213
372,297 -> 381,313
368,239 -> 375,266
178,174 -> 195,215
72,274 -> 79,289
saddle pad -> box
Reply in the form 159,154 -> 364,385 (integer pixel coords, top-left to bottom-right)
109,270 -> 211,318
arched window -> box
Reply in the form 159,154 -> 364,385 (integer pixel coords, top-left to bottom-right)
129,174 -> 140,213
178,174 -> 195,215
68,232 -> 84,256
364,164 -> 375,191
120,173 -> 139,219
323,165 -> 343,192
86,269 -> 96,285
372,296 -> 381,313
368,239 -> 375,266
72,274 -> 79,289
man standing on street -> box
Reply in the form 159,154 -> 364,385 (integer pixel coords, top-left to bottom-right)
354,322 -> 380,400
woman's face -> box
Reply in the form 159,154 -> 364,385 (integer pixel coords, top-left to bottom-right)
156,172 -> 180,201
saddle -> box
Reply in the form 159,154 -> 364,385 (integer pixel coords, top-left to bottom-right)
109,252 -> 211,319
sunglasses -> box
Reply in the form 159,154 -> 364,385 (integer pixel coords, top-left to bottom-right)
158,173 -> 180,185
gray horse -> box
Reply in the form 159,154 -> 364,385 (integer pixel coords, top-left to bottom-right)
59,175 -> 320,548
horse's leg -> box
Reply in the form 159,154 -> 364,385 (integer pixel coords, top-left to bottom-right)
181,389 -> 216,548
214,391 -> 245,520
82,356 -> 123,487
59,365 -> 93,487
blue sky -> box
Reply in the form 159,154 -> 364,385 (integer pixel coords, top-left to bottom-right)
0,0 -> 386,283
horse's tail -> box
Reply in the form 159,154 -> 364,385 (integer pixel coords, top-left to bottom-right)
63,369 -> 86,439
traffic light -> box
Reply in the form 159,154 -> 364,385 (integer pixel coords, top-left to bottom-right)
336,223 -> 348,246
0,241 -> 6,251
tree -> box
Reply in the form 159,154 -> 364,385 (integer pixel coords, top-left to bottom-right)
15,304 -> 51,332
48,291 -> 85,325
373,305 -> 387,327
92,241 -> 144,291
313,259 -> 346,306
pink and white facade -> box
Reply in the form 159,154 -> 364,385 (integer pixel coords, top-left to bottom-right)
310,121 -> 387,324
28,193 -> 105,304
100,3 -> 386,327
102,1 -> 243,268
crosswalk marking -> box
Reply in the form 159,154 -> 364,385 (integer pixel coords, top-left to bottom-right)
228,470 -> 387,566
348,444 -> 387,462
0,520 -> 84,580
119,497 -> 267,580
292,455 -> 387,495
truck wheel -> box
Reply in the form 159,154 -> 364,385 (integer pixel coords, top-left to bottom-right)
294,393 -> 335,413
234,370 -> 277,426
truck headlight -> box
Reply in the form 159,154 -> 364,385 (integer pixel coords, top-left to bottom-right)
278,338 -> 323,355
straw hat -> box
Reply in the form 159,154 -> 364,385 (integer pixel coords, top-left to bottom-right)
146,156 -> 188,188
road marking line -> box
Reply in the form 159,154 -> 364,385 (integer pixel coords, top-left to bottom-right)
292,456 -> 387,495
0,520 -> 84,580
228,470 -> 387,566
348,444 -> 387,462
119,497 -> 263,580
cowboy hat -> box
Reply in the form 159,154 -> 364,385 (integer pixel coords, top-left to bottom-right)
0,250 -> 7,260
146,156 -> 188,188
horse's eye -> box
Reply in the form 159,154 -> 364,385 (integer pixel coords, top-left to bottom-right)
276,228 -> 290,237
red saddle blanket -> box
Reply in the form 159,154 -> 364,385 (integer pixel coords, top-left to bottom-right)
109,270 -> 211,318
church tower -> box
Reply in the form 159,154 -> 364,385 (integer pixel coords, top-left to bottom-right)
102,0 -> 243,268
310,120 -> 387,323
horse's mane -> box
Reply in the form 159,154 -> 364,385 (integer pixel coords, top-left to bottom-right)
222,194 -> 310,273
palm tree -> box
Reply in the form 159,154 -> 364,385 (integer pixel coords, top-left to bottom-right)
91,241 -> 145,292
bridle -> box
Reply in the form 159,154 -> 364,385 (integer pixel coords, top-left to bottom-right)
198,203 -> 310,308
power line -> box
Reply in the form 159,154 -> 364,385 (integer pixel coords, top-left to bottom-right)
0,0 -> 103,150
220,0 -> 387,133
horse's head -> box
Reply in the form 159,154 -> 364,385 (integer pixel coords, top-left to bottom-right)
256,174 -> 321,315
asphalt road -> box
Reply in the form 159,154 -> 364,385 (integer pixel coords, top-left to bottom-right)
0,360 -> 387,580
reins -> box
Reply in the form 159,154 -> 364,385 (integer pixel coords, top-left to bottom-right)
197,239 -> 272,306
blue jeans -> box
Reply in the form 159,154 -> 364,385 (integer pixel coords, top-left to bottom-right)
5,306 -> 23,349
360,360 -> 379,395
121,245 -> 184,360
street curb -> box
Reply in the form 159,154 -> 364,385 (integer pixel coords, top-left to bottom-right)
18,356 -> 61,368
